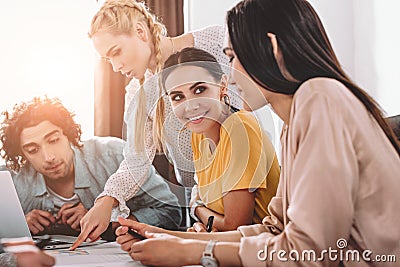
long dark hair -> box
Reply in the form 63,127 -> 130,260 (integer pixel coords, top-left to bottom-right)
227,0 -> 400,155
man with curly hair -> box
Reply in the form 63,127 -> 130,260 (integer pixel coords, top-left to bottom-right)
0,96 -> 181,238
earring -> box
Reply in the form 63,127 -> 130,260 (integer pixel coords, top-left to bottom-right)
223,94 -> 231,110
223,93 -> 240,113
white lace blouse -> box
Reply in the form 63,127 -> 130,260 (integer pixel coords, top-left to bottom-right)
96,25 -> 242,219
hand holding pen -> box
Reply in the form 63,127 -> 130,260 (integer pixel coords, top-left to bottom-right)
56,202 -> 88,231
206,216 -> 214,232
187,215 -> 216,232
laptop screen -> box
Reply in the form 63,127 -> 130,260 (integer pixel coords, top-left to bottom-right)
0,171 -> 32,239
0,171 -> 107,250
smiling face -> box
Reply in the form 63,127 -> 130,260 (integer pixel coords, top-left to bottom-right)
91,28 -> 152,80
165,65 -> 227,136
20,120 -> 74,181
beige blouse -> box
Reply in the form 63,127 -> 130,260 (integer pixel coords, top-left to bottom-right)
237,78 -> 400,267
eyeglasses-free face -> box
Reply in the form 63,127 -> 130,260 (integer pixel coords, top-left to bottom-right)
164,65 -> 228,137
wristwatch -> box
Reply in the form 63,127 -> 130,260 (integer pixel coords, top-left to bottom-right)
190,199 -> 205,221
200,240 -> 219,267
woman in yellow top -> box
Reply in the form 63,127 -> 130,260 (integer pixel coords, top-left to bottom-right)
159,47 -> 280,231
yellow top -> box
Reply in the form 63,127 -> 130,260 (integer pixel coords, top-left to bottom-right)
192,110 -> 280,224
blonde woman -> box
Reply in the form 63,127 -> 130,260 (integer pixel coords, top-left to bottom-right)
72,0 -> 241,249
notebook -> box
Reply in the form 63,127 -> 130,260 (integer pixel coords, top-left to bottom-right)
0,171 -> 105,249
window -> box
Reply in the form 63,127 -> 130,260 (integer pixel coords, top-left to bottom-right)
0,1 -> 99,139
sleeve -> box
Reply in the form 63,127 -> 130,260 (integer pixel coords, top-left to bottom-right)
95,76 -> 156,220
127,166 -> 182,230
220,114 -> 268,193
130,205 -> 181,230
0,252 -> 17,267
238,89 -> 358,266
238,191 -> 285,236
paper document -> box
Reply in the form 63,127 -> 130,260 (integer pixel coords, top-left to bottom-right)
49,242 -> 145,267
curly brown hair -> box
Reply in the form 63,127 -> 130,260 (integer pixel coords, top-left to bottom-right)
0,96 -> 82,172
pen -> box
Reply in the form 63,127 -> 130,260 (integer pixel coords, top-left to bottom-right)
127,229 -> 147,240
206,216 -> 214,232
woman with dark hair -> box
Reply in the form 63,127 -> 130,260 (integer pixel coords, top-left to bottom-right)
113,0 -> 400,266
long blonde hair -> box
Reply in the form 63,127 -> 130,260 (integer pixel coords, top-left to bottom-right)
89,0 -> 166,152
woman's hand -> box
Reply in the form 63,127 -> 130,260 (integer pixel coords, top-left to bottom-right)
70,196 -> 115,250
2,238 -> 55,267
187,222 -> 218,232
115,217 -> 165,253
130,233 -> 205,267
15,250 -> 55,267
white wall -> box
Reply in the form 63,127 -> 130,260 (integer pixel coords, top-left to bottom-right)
369,0 -> 400,116
307,0 -> 355,79
184,0 -> 238,31
309,0 -> 400,116
0,1 -> 99,139
185,0 -> 400,117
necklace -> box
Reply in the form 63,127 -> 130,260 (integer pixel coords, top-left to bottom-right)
169,37 -> 175,54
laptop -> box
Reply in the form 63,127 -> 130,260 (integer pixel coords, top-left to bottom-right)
0,171 -> 105,249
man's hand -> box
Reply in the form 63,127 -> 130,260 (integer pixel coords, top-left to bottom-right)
25,210 -> 56,235
57,202 -> 88,231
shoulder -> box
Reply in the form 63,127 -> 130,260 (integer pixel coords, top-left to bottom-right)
291,78 -> 358,118
295,78 -> 352,105
191,25 -> 228,66
79,137 -> 125,157
220,111 -> 264,144
191,25 -> 224,39
10,165 -> 43,199
222,110 -> 259,131
289,77 -> 369,139
11,165 -> 38,183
